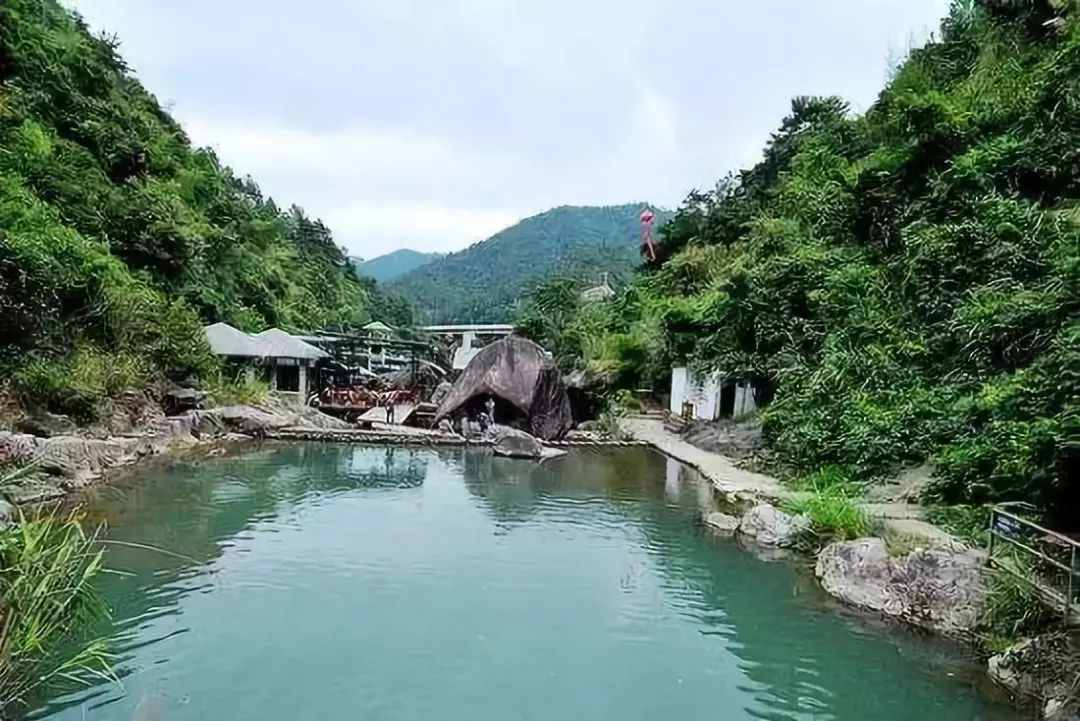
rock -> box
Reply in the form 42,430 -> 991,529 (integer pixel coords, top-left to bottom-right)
738,503 -> 810,548
577,420 -> 600,432
1044,697 -> 1078,721
705,511 -> 740,535
0,431 -> 41,464
163,386 -> 206,415
289,405 -> 351,430
430,381 -> 453,406
866,464 -> 935,504
0,499 -> 13,525
16,411 -> 77,438
815,538 -> 987,634
988,635 -> 1078,719
539,446 -> 568,461
437,418 -> 455,434
5,479 -> 65,504
215,406 -> 293,435
492,427 -> 543,459
33,436 -> 141,483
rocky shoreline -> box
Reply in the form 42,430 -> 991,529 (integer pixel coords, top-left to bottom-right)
0,402 -> 610,509
640,418 -> 1077,720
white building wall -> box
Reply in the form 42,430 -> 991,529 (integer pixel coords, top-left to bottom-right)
669,367 -> 689,415
669,367 -> 723,421
733,381 -> 757,417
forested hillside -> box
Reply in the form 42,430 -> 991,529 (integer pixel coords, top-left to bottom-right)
354,249 -> 441,283
525,0 -> 1079,525
392,204 -> 666,323
0,0 -> 392,418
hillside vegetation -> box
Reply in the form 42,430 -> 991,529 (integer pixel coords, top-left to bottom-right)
354,249 -> 441,283
0,0 -> 393,419
392,204 -> 665,324
524,0 -> 1079,526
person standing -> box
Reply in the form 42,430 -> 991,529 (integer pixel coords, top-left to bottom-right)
484,396 -> 496,427
383,391 -> 395,424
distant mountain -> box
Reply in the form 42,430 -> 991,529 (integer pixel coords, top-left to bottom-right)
391,204 -> 668,324
353,249 -> 441,283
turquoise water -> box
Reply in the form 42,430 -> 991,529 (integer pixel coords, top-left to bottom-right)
34,445 -> 1016,720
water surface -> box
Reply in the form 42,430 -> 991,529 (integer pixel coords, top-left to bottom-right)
35,445 -> 1015,720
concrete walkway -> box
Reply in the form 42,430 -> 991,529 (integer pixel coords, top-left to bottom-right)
621,415 -> 965,549
619,416 -> 790,501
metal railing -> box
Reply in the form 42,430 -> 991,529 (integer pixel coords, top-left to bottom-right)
987,502 -> 1080,624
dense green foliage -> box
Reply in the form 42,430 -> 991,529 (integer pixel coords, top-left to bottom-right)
0,0 -> 402,418
393,204 -> 667,324
529,0 -> 1080,525
354,249 -> 441,283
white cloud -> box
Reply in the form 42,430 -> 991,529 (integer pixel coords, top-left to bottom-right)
178,114 -> 524,256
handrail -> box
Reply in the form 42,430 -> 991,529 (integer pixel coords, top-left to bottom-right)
987,505 -> 1079,624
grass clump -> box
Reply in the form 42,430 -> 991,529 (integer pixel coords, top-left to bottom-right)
978,557 -> 1056,652
785,485 -> 871,542
0,510 -> 114,714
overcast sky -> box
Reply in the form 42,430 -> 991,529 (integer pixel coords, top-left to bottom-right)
69,0 -> 950,259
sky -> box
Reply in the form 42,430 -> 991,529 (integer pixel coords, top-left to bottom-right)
69,0 -> 951,259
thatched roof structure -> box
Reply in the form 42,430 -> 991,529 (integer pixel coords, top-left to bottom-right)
434,336 -> 572,440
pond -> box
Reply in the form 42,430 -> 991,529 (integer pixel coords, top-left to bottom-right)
34,445 -> 1016,720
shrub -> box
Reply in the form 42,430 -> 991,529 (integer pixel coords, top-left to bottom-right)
206,371 -> 270,406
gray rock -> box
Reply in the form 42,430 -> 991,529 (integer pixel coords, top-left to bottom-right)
492,427 -> 543,459
163,386 -> 206,415
5,479 -> 66,504
988,635 -> 1078,719
815,538 -> 987,634
430,381 -> 453,406
215,406 -> 293,435
0,499 -> 14,525
33,436 -> 141,483
738,503 -> 810,548
0,431 -> 41,464
17,411 -> 77,438
539,446 -> 568,462
289,406 -> 351,430
705,511 -> 740,535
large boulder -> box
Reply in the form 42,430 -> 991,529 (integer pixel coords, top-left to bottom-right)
988,635 -> 1077,719
815,538 -> 987,634
16,411 -> 77,438
492,427 -> 543,459
738,503 -> 810,548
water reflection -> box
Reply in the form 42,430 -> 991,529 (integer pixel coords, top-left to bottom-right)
33,445 -> 1014,721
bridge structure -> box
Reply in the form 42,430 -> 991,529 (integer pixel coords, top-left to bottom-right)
422,324 -> 515,370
